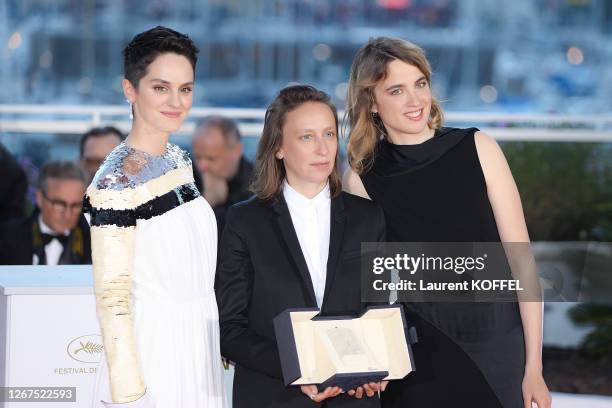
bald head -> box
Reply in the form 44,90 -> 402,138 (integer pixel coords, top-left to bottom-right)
192,116 -> 243,180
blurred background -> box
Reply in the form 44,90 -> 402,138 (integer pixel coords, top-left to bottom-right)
0,0 -> 611,402
2,0 -> 612,110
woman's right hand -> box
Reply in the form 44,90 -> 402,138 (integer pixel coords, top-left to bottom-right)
300,385 -> 343,403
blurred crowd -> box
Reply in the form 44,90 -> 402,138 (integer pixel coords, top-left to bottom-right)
0,115 -> 253,265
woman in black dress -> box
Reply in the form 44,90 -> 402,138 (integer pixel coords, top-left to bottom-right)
343,37 -> 551,408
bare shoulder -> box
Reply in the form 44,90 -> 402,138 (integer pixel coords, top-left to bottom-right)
474,130 -> 506,161
342,167 -> 371,200
474,131 -> 502,156
474,131 -> 512,182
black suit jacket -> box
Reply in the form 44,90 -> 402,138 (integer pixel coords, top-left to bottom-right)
215,191 -> 385,408
0,211 -> 92,265
211,158 -> 255,237
0,143 -> 27,222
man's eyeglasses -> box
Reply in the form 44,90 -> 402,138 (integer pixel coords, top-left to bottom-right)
83,157 -> 104,169
42,192 -> 83,213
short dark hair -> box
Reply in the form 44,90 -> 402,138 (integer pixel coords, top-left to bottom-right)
38,161 -> 87,194
195,115 -> 241,144
250,85 -> 342,201
79,126 -> 125,157
123,26 -> 199,88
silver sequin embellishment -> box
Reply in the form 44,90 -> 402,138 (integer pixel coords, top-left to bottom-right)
92,142 -> 192,191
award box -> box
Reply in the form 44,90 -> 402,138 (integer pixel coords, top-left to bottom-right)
273,305 -> 417,391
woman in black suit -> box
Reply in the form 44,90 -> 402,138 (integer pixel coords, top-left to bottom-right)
215,85 -> 386,408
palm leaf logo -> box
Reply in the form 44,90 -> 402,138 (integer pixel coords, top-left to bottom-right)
67,335 -> 104,363
74,341 -> 103,355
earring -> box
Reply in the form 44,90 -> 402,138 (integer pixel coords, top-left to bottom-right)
371,112 -> 379,119
126,99 -> 134,120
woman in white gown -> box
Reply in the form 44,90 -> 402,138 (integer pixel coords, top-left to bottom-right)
85,26 -> 227,407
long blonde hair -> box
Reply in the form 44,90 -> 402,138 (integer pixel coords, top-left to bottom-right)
345,37 -> 444,174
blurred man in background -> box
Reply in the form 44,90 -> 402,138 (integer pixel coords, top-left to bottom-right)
0,161 -> 91,265
79,126 -> 124,182
192,116 -> 253,233
0,143 -> 27,222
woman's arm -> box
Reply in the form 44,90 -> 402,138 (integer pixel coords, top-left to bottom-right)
475,131 -> 551,408
87,189 -> 146,404
215,206 -> 284,379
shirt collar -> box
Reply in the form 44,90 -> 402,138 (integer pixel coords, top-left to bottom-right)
283,180 -> 330,210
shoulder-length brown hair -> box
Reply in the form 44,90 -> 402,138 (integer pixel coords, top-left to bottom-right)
345,37 -> 444,174
251,85 -> 342,201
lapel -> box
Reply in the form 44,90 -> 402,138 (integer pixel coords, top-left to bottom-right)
271,195 -> 318,308
30,212 -> 47,265
58,216 -> 87,265
57,235 -> 71,265
322,193 -> 346,310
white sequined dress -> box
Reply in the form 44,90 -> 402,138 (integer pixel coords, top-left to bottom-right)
85,142 -> 227,407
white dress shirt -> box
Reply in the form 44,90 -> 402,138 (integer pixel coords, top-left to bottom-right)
35,215 -> 69,266
283,180 -> 331,308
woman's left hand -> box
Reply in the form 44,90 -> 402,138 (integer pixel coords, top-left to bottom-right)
522,367 -> 551,408
347,381 -> 388,399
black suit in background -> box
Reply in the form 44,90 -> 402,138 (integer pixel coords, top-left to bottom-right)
216,192 -> 385,408
0,210 -> 91,265
0,143 -> 27,222
195,158 -> 254,237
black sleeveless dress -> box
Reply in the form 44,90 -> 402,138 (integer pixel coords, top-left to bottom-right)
361,128 -> 525,408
